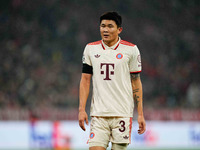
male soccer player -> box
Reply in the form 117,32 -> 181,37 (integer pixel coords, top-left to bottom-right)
79,12 -> 146,150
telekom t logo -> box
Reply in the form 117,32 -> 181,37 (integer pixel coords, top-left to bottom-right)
100,63 -> 115,80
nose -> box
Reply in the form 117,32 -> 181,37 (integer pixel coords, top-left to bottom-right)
103,27 -> 108,32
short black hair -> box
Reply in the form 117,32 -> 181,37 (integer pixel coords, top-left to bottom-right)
100,12 -> 122,27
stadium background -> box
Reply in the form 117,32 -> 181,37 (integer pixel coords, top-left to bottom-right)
0,0 -> 200,149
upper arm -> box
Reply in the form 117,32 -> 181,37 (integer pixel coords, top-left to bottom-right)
82,63 -> 93,74
82,45 -> 92,66
82,44 -> 93,74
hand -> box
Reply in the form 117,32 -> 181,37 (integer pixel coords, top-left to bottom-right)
137,115 -> 146,134
78,110 -> 88,131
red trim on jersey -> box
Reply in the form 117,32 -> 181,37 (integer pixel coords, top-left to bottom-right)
87,40 -> 105,50
130,70 -> 141,74
120,40 -> 135,47
114,43 -> 120,50
101,41 -> 105,50
129,117 -> 132,143
88,40 -> 101,45
100,40 -> 120,50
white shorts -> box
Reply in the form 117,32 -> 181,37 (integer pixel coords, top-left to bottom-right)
88,117 -> 132,148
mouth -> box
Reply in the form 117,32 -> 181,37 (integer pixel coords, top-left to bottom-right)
103,34 -> 109,38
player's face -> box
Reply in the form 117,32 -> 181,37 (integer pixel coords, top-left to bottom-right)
100,20 -> 122,47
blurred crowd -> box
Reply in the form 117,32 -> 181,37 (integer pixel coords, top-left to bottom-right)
0,0 -> 200,120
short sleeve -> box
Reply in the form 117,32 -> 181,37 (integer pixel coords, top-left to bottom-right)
129,45 -> 142,73
82,44 -> 92,66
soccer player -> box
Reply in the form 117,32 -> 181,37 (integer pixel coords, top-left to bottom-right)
79,12 -> 146,150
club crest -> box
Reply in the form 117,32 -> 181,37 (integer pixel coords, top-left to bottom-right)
90,132 -> 95,139
116,53 -> 123,59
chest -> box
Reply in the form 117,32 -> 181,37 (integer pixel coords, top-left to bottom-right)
89,49 -> 131,67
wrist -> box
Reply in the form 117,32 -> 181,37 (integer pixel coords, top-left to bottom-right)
138,113 -> 144,117
79,107 -> 85,112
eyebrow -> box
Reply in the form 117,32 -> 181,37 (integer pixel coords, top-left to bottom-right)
101,23 -> 114,26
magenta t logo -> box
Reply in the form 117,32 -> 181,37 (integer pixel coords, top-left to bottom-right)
100,63 -> 114,80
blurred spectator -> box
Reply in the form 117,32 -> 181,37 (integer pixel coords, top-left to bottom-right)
0,0 -> 199,120
187,82 -> 200,108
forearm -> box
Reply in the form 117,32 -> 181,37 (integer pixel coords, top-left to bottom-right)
79,73 -> 91,131
79,74 -> 91,112
131,74 -> 144,116
133,80 -> 143,116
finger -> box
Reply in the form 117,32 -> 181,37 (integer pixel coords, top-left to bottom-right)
138,130 -> 141,134
138,124 -> 142,132
81,124 -> 86,131
140,129 -> 145,134
138,125 -> 141,134
138,128 -> 145,134
138,129 -> 144,134
79,120 -> 86,131
139,122 -> 143,128
138,123 -> 146,134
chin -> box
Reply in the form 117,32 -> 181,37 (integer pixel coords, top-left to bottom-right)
103,38 -> 110,42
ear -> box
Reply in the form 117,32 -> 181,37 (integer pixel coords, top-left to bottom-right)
118,27 -> 123,34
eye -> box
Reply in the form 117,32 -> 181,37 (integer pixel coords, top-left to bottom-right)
108,24 -> 114,28
100,24 -> 106,28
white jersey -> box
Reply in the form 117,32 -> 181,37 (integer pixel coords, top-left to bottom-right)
82,38 -> 142,117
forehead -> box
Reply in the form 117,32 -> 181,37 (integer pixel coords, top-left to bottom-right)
100,20 -> 117,26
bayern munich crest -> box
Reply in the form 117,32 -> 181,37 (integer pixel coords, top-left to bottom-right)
116,53 -> 123,59
90,132 -> 95,139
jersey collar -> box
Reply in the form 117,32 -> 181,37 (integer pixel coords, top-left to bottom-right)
101,37 -> 121,50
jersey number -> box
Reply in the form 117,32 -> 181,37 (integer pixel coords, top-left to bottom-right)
119,120 -> 126,132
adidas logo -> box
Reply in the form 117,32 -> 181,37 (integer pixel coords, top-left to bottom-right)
123,135 -> 129,139
94,54 -> 100,58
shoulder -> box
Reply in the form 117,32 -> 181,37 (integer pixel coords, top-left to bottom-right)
84,40 -> 101,53
87,40 -> 102,46
120,40 -> 136,47
120,40 -> 139,54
